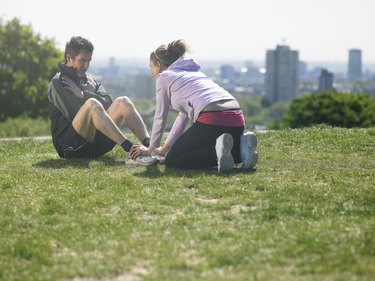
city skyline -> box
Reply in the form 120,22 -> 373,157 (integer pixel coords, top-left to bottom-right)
1,0 -> 375,63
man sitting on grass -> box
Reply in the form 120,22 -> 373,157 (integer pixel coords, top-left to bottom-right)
48,36 -> 155,165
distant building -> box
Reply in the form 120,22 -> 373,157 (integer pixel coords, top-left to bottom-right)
265,45 -> 299,103
299,61 -> 307,78
318,69 -> 334,92
309,67 -> 324,79
348,49 -> 362,78
220,64 -> 236,82
134,74 -> 155,98
240,61 -> 265,86
106,57 -> 120,78
219,64 -> 238,91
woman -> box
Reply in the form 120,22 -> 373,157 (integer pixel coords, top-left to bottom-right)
131,39 -> 258,173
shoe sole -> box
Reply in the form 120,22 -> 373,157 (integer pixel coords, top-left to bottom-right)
134,156 -> 158,166
151,153 -> 166,164
241,133 -> 258,171
216,133 -> 234,173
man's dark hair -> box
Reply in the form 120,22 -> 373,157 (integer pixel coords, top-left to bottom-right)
64,36 -> 94,63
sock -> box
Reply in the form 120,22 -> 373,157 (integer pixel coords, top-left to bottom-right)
121,139 -> 134,152
142,137 -> 150,147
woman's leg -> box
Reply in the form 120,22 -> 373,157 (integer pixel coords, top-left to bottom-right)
165,122 -> 244,169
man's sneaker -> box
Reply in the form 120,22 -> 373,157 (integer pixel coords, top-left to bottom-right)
134,155 -> 158,166
240,132 -> 258,170
215,133 -> 234,173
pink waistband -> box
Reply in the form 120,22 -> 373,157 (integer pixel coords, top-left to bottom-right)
197,109 -> 245,127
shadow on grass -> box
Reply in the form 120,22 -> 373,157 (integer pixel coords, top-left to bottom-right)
33,155 -> 122,169
133,164 -> 255,178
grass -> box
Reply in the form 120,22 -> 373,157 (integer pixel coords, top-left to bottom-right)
0,126 -> 374,281
0,117 -> 51,138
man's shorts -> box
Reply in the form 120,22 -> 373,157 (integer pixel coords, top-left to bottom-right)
58,125 -> 116,158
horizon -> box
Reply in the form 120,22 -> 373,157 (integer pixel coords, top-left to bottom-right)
90,56 -> 375,73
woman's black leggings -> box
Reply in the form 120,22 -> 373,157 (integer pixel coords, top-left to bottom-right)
165,121 -> 244,169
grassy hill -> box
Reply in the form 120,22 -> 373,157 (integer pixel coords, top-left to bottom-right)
0,126 -> 374,281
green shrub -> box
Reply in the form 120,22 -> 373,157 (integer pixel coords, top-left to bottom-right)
284,91 -> 375,128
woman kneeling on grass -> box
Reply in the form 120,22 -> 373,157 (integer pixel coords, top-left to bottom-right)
130,39 -> 258,173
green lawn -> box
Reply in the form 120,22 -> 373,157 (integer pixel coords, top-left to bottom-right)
0,126 -> 374,281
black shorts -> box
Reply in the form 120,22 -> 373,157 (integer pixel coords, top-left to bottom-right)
57,125 -> 116,158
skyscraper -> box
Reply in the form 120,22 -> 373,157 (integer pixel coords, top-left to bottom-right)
318,69 -> 334,92
265,45 -> 299,103
348,49 -> 362,78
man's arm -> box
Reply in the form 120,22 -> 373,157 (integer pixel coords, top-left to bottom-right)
48,76 -> 84,121
82,77 -> 113,110
82,86 -> 112,110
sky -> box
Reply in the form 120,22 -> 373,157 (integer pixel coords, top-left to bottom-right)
1,0 -> 375,64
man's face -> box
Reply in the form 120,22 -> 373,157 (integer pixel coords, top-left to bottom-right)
66,50 -> 92,77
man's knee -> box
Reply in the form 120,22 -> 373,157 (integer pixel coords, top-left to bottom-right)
84,98 -> 105,113
113,96 -> 134,111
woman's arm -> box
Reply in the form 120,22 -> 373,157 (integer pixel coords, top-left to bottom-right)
164,112 -> 189,148
149,76 -> 171,148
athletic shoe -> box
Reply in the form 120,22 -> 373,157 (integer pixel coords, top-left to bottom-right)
215,133 -> 234,173
151,152 -> 166,164
134,155 -> 158,166
240,132 -> 258,170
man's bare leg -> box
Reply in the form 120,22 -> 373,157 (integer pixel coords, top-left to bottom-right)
72,98 -> 127,144
107,96 -> 150,143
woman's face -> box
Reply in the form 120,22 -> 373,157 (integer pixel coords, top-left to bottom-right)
149,60 -> 163,79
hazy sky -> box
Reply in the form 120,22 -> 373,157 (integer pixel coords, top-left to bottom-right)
1,0 -> 375,63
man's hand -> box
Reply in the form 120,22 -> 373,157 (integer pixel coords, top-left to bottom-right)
61,76 -> 84,98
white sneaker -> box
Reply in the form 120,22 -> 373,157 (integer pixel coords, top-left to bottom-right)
215,133 -> 234,173
134,155 -> 158,166
240,132 -> 258,170
151,152 -> 166,164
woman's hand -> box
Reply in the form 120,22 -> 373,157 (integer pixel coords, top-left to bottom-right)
153,144 -> 170,156
129,144 -> 151,160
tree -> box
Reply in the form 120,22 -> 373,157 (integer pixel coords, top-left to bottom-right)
0,18 -> 63,121
283,91 -> 375,128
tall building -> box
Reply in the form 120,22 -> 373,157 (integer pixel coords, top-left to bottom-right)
318,69 -> 334,92
348,49 -> 362,78
265,45 -> 299,103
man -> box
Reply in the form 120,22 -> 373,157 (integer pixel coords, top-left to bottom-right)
48,36 -> 155,164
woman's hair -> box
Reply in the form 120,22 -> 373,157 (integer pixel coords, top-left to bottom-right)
64,36 -> 94,63
150,39 -> 189,67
